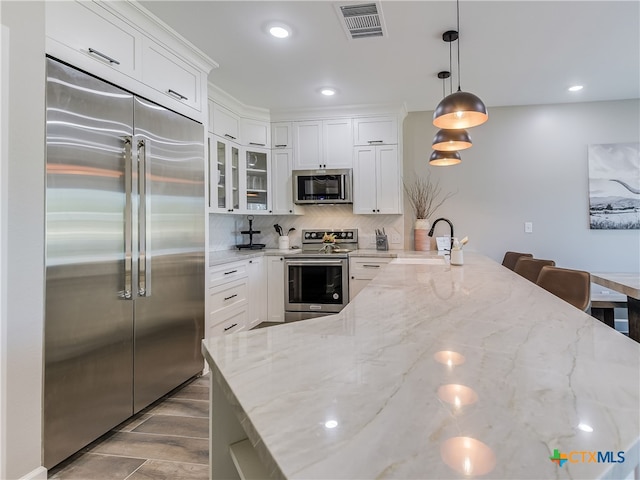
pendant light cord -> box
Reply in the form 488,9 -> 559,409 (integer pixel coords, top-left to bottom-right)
456,0 -> 462,92
449,40 -> 453,95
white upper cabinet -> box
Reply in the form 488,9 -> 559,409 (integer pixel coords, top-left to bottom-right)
353,145 -> 401,214
212,103 -> 240,143
323,119 -> 353,168
142,38 -> 201,111
271,149 -> 303,215
353,116 -> 398,145
242,119 -> 270,148
46,1 -> 141,80
46,1 -> 215,122
272,122 -> 292,149
293,119 -> 352,169
292,121 -> 323,169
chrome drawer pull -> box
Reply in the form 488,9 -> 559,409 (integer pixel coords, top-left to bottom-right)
224,269 -> 238,275
363,264 -> 381,268
224,294 -> 238,301
88,48 -> 120,65
224,134 -> 237,140
167,89 -> 188,101
224,323 -> 238,332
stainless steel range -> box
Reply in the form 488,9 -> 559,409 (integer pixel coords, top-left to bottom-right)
284,229 -> 358,321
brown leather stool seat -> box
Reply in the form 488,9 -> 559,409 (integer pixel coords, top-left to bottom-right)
537,266 -> 591,311
502,251 -> 533,271
514,257 -> 556,283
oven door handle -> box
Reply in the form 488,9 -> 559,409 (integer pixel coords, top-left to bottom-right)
285,259 -> 346,267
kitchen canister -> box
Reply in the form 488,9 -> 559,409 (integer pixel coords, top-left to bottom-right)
450,249 -> 463,266
278,236 -> 290,250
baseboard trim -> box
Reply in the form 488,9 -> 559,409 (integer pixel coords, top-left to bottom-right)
20,466 -> 47,480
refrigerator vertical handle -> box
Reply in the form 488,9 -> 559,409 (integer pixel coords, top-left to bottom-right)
137,139 -> 148,297
121,136 -> 133,300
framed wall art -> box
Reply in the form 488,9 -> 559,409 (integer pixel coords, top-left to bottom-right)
588,142 -> 640,230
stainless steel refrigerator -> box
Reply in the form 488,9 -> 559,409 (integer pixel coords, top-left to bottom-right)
44,57 -> 205,468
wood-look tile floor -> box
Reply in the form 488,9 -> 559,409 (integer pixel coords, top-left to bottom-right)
48,375 -> 209,480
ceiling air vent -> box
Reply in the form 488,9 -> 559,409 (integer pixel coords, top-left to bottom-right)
335,2 -> 387,40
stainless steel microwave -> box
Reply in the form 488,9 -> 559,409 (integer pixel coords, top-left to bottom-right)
293,169 -> 353,205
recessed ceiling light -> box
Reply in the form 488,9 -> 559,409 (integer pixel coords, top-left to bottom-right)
268,24 -> 291,39
320,88 -> 336,96
568,85 -> 584,92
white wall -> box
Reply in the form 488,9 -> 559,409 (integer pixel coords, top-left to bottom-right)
403,100 -> 640,272
0,2 -> 46,479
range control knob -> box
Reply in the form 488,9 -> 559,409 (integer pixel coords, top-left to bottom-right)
347,232 -> 353,238
310,232 -> 316,238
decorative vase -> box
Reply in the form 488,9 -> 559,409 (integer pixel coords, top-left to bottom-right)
414,219 -> 431,251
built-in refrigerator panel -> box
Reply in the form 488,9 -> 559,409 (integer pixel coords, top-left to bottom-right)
132,97 -> 205,412
44,57 -> 205,468
44,58 -> 135,469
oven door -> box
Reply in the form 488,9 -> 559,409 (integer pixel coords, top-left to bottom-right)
285,257 -> 349,317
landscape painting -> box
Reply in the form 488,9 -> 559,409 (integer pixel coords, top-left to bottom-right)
588,142 -> 640,230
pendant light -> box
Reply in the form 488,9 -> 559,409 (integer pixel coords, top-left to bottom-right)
433,0 -> 488,130
432,44 -> 472,152
429,150 -> 461,166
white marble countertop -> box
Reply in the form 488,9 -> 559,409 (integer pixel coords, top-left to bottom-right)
203,252 -> 639,479
209,247 -> 416,266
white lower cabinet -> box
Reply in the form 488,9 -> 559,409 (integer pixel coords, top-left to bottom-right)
247,257 -> 267,329
207,260 -> 249,337
349,257 -> 393,301
267,256 -> 285,323
207,305 -> 247,337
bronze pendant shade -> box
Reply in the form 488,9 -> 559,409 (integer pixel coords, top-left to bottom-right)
429,150 -> 461,166
432,128 -> 472,151
432,0 -> 488,130
433,90 -> 488,129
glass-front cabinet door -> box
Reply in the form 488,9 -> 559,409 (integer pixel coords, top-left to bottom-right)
242,146 -> 270,213
209,134 -> 239,213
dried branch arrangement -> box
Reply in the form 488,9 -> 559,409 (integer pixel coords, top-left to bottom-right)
403,171 -> 455,220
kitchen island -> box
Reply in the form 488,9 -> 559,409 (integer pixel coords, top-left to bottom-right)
202,252 -> 640,479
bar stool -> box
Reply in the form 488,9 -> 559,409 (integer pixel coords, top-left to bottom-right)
536,266 -> 591,311
514,257 -> 556,283
501,251 -> 533,271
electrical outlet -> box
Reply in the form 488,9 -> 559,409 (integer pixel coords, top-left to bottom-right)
524,222 -> 533,233
391,233 -> 401,244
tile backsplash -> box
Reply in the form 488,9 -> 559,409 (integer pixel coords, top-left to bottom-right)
209,206 -> 405,251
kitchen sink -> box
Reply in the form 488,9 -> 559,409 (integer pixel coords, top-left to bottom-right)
390,257 -> 446,265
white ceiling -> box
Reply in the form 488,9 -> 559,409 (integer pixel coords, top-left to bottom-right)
139,1 -> 640,113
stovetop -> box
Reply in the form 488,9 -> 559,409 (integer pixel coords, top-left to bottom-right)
297,229 -> 358,257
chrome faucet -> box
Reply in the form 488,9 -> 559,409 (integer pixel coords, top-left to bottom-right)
428,218 -> 454,249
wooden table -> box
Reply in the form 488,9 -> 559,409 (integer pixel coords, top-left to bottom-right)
591,272 -> 640,342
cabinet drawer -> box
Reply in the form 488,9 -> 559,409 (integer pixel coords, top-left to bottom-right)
350,258 -> 393,280
142,39 -> 201,111
209,260 -> 248,287
207,305 -> 247,337
209,278 -> 248,314
46,1 -> 140,79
